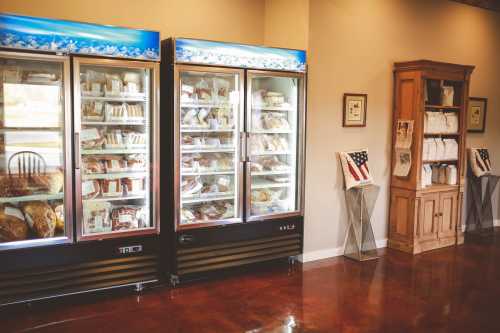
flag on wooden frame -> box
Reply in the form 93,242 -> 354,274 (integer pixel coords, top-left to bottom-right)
339,149 -> 374,190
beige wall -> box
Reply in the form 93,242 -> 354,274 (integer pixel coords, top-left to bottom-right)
303,0 -> 500,257
0,0 -> 265,44
264,0 -> 309,50
2,0 -> 499,258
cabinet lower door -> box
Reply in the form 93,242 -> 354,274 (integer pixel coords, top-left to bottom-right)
438,191 -> 458,240
419,193 -> 440,243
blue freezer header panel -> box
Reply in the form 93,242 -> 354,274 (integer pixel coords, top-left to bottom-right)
175,38 -> 306,72
0,13 -> 160,61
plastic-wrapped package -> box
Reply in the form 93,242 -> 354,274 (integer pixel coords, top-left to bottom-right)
101,179 -> 123,197
83,202 -> 111,234
435,139 -> 445,160
0,205 -> 28,242
444,112 -> 459,133
22,202 -> 56,238
105,73 -> 123,96
81,127 -> 105,149
446,165 -> 457,185
105,103 -> 127,122
82,101 -> 104,122
81,70 -> 105,97
441,86 -> 454,106
443,139 -> 458,160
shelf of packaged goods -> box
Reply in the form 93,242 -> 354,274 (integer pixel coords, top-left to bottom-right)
424,132 -> 460,136
182,145 -> 235,151
181,194 -> 234,204
82,171 -> 148,180
252,106 -> 296,112
180,127 -> 235,133
251,182 -> 291,189
251,151 -> 293,156
180,103 -> 233,109
81,149 -> 148,155
0,193 -> 64,203
81,121 -> 146,126
81,95 -> 147,103
83,194 -> 145,203
425,105 -> 461,110
251,129 -> 292,134
251,170 -> 292,176
181,170 -> 234,176
423,159 -> 458,164
181,148 -> 235,154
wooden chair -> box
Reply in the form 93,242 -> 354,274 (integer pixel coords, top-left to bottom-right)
8,151 -> 47,178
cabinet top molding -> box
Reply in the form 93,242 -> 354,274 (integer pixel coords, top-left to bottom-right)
394,60 -> 475,73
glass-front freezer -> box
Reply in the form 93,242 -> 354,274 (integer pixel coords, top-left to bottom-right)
246,71 -> 305,221
0,52 -> 73,250
175,66 -> 244,230
73,58 -> 159,241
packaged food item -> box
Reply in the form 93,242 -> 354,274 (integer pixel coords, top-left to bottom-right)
438,165 -> 447,184
81,127 -> 105,149
105,103 -> 127,122
82,157 -> 104,174
30,171 -> 64,194
200,176 -> 231,195
446,165 -> 457,185
126,154 -> 146,171
251,134 -> 289,153
81,70 -> 105,96
104,129 -> 125,149
426,139 -> 437,161
435,139 -> 445,160
82,180 -> 100,200
0,176 -> 31,197
213,78 -> 230,102
105,73 -> 123,96
123,131 -> 146,148
122,72 -> 142,95
444,112 -> 459,133
195,79 -> 212,102
443,139 -> 458,160
0,204 -> 28,242
122,177 -> 146,195
53,204 -> 65,233
24,71 -> 58,84
181,208 -> 196,223
262,112 -> 290,130
82,101 -> 104,122
265,175 -> 289,183
101,179 -> 123,197
181,84 -> 195,103
111,206 -> 147,230
126,104 -> 145,121
83,202 -> 111,234
102,155 -> 127,173
441,86 -> 454,106
21,201 -> 56,238
264,91 -> 285,106
431,165 -> 440,184
252,156 -> 289,172
182,177 -> 203,196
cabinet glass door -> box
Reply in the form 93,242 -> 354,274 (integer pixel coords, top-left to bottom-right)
74,58 -> 158,240
247,72 -> 304,220
0,52 -> 72,250
176,66 -> 243,229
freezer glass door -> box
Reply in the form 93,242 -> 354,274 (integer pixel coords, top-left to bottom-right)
0,52 -> 72,250
177,67 -> 243,229
247,72 -> 304,220
74,59 -> 158,240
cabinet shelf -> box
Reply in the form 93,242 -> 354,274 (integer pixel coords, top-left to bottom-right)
82,171 -> 147,180
424,132 -> 460,137
425,104 -> 461,110
0,193 -> 64,203
81,95 -> 147,103
84,194 -> 145,203
182,194 -> 234,204
81,121 -> 146,126
423,159 -> 458,164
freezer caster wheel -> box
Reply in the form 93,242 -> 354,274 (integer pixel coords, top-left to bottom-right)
170,275 -> 180,288
134,283 -> 144,292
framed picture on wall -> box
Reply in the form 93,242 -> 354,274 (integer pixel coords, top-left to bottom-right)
467,97 -> 487,133
343,93 -> 367,127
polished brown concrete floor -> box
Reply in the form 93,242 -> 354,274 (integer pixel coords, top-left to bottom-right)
2,233 -> 500,333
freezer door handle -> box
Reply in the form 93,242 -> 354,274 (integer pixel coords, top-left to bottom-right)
239,132 -> 247,162
74,132 -> 81,170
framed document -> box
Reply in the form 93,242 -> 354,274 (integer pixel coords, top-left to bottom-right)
343,93 -> 367,127
467,97 -> 487,133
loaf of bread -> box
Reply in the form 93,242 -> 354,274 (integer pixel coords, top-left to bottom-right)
0,205 -> 29,242
22,201 -> 56,238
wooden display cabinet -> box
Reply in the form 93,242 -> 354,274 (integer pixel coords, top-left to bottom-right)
388,60 -> 474,254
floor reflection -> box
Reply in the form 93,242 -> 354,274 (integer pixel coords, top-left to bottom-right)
2,234 -> 500,332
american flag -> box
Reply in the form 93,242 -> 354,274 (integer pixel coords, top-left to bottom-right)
347,151 -> 370,181
475,148 -> 492,172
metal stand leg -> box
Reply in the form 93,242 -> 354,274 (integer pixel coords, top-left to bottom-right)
344,185 -> 380,261
466,174 -> 500,237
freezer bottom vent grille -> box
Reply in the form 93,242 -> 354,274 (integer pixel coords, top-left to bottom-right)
176,233 -> 301,276
0,255 -> 159,306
